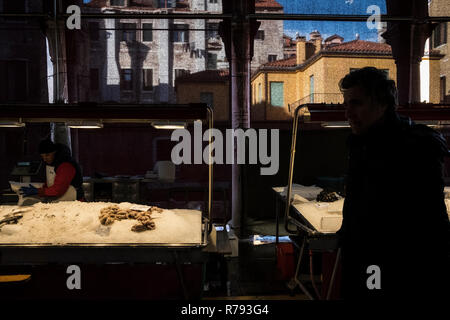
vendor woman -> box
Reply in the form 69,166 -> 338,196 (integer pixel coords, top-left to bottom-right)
20,139 -> 85,201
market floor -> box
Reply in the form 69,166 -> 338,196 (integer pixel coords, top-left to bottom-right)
202,218 -> 312,300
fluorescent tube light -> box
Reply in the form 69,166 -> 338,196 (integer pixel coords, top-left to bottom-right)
67,120 -> 103,129
152,122 -> 186,130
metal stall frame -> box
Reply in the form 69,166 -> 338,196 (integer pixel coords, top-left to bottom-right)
283,103 -> 342,301
0,103 -> 213,299
284,101 -> 450,233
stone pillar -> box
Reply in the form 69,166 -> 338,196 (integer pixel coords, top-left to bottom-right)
190,0 -> 206,73
157,18 -> 170,103
45,16 -> 72,151
194,19 -> 206,73
383,0 -> 434,106
219,0 -> 259,235
46,20 -> 69,104
104,14 -> 120,101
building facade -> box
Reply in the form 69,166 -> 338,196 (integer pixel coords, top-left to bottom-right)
83,0 -> 283,104
251,34 -> 443,121
429,0 -> 450,103
175,69 -> 229,122
0,0 -> 48,103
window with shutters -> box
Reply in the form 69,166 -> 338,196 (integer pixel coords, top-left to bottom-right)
270,82 -> 284,107
158,0 -> 176,8
174,69 -> 190,79
432,23 -> 448,48
121,23 -> 136,42
110,0 -> 125,6
255,30 -> 265,41
206,23 -> 219,40
120,69 -> 133,91
207,53 -> 217,70
171,24 -> 189,43
441,76 -> 446,103
142,23 -> 153,42
200,92 -> 214,109
142,69 -> 153,91
258,83 -> 262,104
130,0 -> 153,6
268,55 -> 277,62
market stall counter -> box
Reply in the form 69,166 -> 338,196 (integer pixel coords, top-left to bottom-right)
0,103 -> 216,299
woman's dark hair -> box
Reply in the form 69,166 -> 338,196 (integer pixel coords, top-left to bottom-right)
38,138 -> 57,154
339,67 -> 398,110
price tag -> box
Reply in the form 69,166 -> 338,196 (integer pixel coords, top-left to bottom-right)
129,204 -> 151,211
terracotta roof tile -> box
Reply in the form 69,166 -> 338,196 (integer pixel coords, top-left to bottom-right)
176,69 -> 229,83
324,34 -> 344,42
255,0 -> 283,10
264,56 -> 297,68
325,40 -> 392,54
283,35 -> 297,47
261,40 -> 393,70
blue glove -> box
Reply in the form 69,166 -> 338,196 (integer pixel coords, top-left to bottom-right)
19,184 -> 38,197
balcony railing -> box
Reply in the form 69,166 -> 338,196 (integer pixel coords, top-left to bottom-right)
288,93 -> 343,115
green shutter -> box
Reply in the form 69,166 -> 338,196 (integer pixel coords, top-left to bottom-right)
270,82 -> 284,107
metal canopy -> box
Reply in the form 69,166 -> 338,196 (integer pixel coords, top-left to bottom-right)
299,103 -> 450,123
0,103 -> 210,122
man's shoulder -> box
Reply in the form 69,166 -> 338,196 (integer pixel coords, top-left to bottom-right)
403,123 -> 449,157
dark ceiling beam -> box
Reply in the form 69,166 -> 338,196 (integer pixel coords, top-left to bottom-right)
1,12 -> 447,22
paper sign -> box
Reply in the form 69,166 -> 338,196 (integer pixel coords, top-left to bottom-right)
129,205 -> 151,211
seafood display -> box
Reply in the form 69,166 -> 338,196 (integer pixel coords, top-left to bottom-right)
316,190 -> 340,202
99,205 -> 163,232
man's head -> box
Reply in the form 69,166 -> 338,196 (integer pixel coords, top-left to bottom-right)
39,139 -> 57,165
339,67 -> 398,135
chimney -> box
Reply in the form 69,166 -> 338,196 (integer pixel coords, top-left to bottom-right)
309,30 -> 322,54
296,36 -> 306,65
314,37 -> 322,54
309,30 -> 321,40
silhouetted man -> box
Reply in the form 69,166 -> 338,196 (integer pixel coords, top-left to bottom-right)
337,67 -> 450,300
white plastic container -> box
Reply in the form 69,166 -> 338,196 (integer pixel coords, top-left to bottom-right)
9,181 -> 44,206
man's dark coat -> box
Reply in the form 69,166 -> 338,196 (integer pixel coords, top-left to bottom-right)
338,109 -> 450,299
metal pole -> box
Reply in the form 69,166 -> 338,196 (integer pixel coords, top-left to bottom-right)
53,0 -> 59,103
284,105 -> 310,234
326,248 -> 341,300
207,107 -> 213,233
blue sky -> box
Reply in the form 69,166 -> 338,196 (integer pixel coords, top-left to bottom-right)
275,0 -> 387,42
